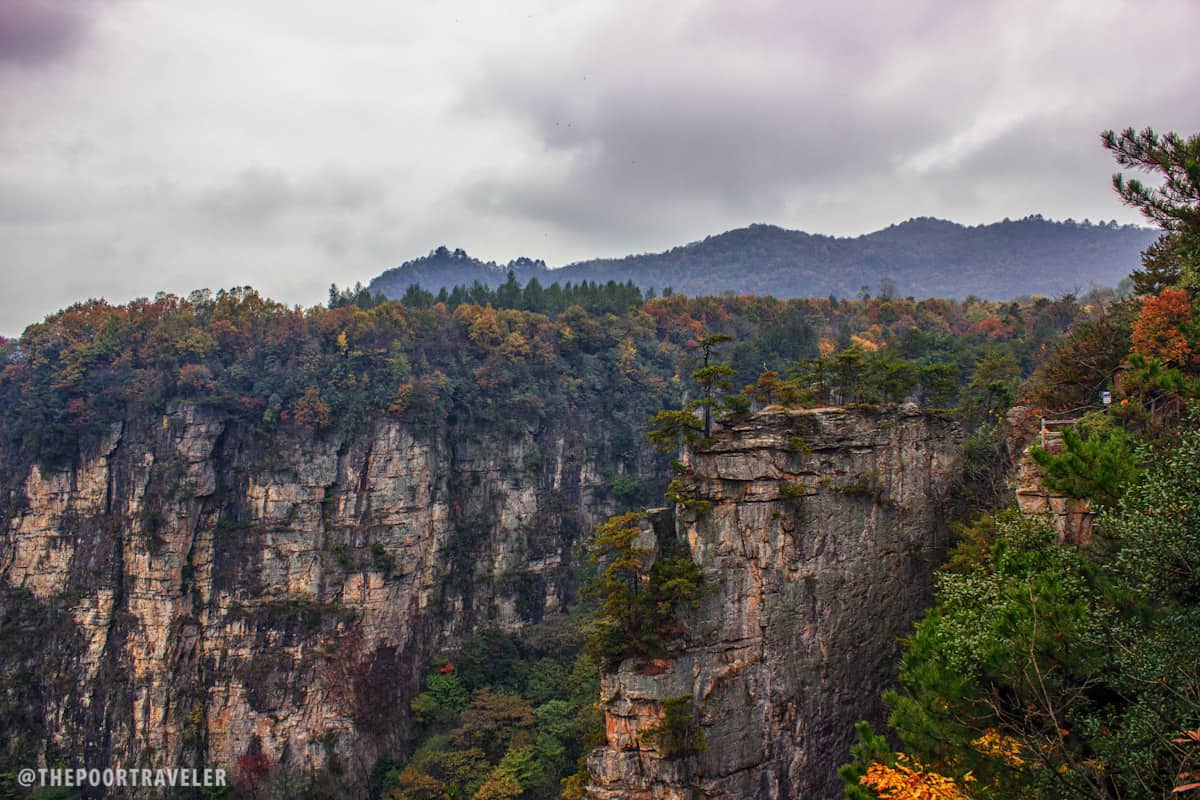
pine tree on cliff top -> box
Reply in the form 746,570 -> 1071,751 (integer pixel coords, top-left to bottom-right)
648,332 -> 737,451
1103,127 -> 1200,292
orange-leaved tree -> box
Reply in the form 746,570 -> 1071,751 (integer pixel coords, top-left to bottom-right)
1130,286 -> 1195,365
860,755 -> 973,800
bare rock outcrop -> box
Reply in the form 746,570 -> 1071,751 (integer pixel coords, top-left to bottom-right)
586,406 -> 962,799
0,403 -> 658,791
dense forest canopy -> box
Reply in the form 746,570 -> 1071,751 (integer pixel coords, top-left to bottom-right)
0,281 -> 1114,482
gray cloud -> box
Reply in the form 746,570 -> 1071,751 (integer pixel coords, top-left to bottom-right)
461,11 -> 935,207
459,0 -> 1199,242
1,0 -> 1198,334
194,167 -> 387,231
0,0 -> 105,67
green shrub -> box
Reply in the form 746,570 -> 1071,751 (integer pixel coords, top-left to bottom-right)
778,482 -> 807,508
1031,424 -> 1141,508
640,695 -> 705,758
786,434 -> 811,454
370,541 -> 395,574
604,473 -> 648,506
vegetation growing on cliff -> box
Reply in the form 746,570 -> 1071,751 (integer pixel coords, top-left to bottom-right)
583,512 -> 706,670
647,332 -> 740,448
844,442 -> 1200,798
638,695 -> 706,759
1030,419 -> 1141,508
844,126 -> 1200,799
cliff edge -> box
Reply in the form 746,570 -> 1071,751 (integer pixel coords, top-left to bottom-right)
586,405 -> 962,799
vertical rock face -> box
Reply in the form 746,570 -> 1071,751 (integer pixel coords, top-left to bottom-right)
0,403 -> 660,789
586,406 -> 962,799
0,401 -> 960,797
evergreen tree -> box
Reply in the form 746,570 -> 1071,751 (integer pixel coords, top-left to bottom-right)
584,512 -> 705,669
648,333 -> 737,450
522,277 -> 546,312
401,283 -> 436,308
1131,234 -> 1184,296
692,333 -> 736,438
1030,423 -> 1141,508
496,271 -> 522,309
1103,127 -> 1200,289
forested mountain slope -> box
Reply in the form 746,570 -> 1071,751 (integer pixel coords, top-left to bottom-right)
369,217 -> 1156,301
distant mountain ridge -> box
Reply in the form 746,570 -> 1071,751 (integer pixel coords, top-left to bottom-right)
368,216 -> 1158,301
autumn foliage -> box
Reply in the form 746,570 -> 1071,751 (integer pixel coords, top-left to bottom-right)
1130,287 -> 1195,364
860,755 -> 971,800
0,285 -> 1099,477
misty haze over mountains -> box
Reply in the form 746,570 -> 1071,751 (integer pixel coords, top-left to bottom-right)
369,216 -> 1157,301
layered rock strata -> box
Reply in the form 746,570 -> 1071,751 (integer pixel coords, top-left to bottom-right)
586,405 -> 962,799
0,403 -> 657,790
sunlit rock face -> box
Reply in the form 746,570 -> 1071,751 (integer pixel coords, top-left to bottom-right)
586,406 -> 962,800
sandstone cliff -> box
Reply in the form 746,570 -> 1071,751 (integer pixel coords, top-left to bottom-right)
586,406 -> 962,799
0,403 -> 659,791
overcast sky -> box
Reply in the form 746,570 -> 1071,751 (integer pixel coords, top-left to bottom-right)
1,0 -> 1198,334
